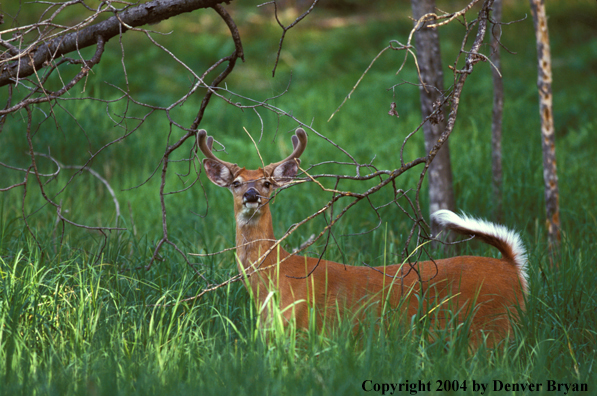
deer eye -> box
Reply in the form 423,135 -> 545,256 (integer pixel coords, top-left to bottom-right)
232,180 -> 241,188
263,181 -> 271,189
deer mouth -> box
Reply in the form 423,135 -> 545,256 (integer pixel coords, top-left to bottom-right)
242,195 -> 261,210
242,187 -> 262,210
244,201 -> 260,209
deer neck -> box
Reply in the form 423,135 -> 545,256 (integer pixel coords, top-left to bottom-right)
235,203 -> 288,275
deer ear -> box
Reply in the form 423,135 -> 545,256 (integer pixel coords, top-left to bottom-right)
271,159 -> 299,186
203,159 -> 233,187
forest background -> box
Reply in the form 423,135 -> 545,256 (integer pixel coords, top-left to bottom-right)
0,0 -> 595,394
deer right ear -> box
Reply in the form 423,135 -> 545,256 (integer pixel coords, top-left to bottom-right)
203,159 -> 233,188
271,159 -> 299,187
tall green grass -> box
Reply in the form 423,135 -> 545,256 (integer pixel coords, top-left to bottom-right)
1,233 -> 595,395
1,0 -> 596,394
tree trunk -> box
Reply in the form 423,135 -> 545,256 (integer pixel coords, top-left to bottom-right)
411,0 -> 456,240
491,0 -> 504,223
529,0 -> 561,254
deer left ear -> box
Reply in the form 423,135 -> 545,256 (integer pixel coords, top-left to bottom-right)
271,159 -> 299,186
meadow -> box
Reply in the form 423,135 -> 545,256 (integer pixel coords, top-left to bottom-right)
0,0 -> 596,394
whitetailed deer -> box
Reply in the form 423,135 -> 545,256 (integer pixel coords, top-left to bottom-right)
199,128 -> 528,345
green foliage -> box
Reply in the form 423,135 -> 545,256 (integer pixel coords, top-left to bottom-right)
1,1 -> 597,394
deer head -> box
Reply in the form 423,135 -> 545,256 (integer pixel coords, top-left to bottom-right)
198,128 -> 307,226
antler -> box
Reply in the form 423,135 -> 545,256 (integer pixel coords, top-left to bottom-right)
197,128 -> 307,177
264,128 -> 308,176
197,129 -> 241,175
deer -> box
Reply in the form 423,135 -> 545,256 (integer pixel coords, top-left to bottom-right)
198,127 -> 528,346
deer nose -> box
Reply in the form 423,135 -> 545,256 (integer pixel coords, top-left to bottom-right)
243,188 -> 260,204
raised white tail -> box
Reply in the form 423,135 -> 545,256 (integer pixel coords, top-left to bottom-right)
432,209 -> 529,292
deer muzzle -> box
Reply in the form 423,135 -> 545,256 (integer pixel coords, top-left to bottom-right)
243,188 -> 261,209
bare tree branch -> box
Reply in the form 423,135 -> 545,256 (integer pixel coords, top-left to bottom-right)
260,0 -> 320,77
0,0 -> 227,87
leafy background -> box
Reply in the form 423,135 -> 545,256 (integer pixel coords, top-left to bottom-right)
0,0 -> 596,394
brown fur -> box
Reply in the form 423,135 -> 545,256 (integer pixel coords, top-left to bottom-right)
199,129 -> 526,346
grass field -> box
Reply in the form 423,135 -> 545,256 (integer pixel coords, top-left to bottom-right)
1,0 -> 596,394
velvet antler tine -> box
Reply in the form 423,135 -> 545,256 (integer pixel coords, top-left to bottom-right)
197,129 -> 240,173
264,128 -> 308,176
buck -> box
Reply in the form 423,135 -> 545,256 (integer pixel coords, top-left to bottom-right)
198,128 -> 528,345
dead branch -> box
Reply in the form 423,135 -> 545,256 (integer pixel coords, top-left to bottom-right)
0,0 -> 227,87
260,0 -> 321,77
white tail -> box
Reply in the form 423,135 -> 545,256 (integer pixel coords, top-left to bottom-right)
199,128 -> 528,346
431,210 -> 528,292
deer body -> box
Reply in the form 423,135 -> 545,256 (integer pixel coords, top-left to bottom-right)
199,128 -> 528,344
